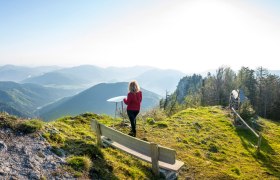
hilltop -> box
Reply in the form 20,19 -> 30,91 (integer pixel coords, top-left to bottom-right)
0,106 -> 279,179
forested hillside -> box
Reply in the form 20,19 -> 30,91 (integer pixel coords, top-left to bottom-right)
163,67 -> 280,121
0,82 -> 79,117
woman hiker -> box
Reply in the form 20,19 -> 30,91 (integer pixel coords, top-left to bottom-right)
123,80 -> 142,137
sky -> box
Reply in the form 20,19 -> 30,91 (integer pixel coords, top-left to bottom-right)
0,0 -> 280,73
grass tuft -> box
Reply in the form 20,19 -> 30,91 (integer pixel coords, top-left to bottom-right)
66,156 -> 92,172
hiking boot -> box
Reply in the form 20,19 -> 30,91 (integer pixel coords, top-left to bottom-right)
128,131 -> 136,137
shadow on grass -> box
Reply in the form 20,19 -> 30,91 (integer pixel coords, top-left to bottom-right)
99,123 -> 161,179
62,139 -> 119,179
62,138 -> 157,179
236,128 -> 280,178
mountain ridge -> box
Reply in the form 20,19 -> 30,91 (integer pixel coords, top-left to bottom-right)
19,65 -> 185,95
38,82 -> 161,121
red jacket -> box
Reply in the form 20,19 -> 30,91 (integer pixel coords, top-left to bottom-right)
124,91 -> 142,111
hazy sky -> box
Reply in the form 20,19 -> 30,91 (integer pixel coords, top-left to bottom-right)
0,0 -> 280,73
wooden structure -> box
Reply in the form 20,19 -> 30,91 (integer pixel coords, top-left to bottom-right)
229,89 -> 262,152
91,119 -> 184,176
231,107 -> 262,152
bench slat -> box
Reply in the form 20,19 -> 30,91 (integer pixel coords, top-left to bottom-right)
100,123 -> 176,164
91,119 -> 183,169
158,146 -> 176,164
100,123 -> 151,156
102,137 -> 184,171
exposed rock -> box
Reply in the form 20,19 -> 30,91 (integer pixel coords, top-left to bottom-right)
0,169 -> 6,176
28,171 -> 40,180
0,141 -> 7,152
160,168 -> 177,180
0,128 -> 75,179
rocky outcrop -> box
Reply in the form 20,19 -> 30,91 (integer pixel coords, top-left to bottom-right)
175,74 -> 202,103
0,128 -> 74,179
0,141 -> 7,152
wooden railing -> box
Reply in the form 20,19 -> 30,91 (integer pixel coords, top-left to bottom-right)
231,107 -> 262,152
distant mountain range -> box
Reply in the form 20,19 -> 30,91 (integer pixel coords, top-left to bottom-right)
0,65 -> 61,82
20,65 -> 184,95
0,65 -> 182,120
21,65 -> 153,86
0,81 -> 79,117
37,82 -> 161,121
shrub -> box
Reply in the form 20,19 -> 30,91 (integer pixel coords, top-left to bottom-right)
67,156 -> 92,172
156,122 -> 168,128
0,113 -> 18,129
50,133 -> 65,143
140,108 -> 167,122
184,92 -> 202,108
239,101 -> 256,122
17,119 -> 44,133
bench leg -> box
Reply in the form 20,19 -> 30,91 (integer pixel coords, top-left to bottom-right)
150,143 -> 159,176
92,120 -> 102,147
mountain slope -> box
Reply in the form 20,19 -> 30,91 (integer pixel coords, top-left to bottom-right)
22,71 -> 89,87
0,82 -> 79,117
0,101 -> 25,117
38,82 -> 161,121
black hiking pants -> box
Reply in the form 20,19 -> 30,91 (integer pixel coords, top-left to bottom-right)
127,110 -> 139,134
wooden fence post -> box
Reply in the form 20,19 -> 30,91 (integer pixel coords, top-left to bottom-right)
92,120 -> 102,147
150,142 -> 159,176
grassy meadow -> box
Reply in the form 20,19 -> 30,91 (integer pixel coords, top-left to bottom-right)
1,106 -> 279,179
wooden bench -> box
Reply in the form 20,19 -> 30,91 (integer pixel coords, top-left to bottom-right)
91,119 -> 184,176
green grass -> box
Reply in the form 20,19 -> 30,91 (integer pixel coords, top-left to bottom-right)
43,106 -> 278,179
17,119 -> 44,133
0,113 -> 43,134
66,156 -> 92,172
1,106 -> 280,179
114,106 -> 280,179
41,113 -> 154,179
